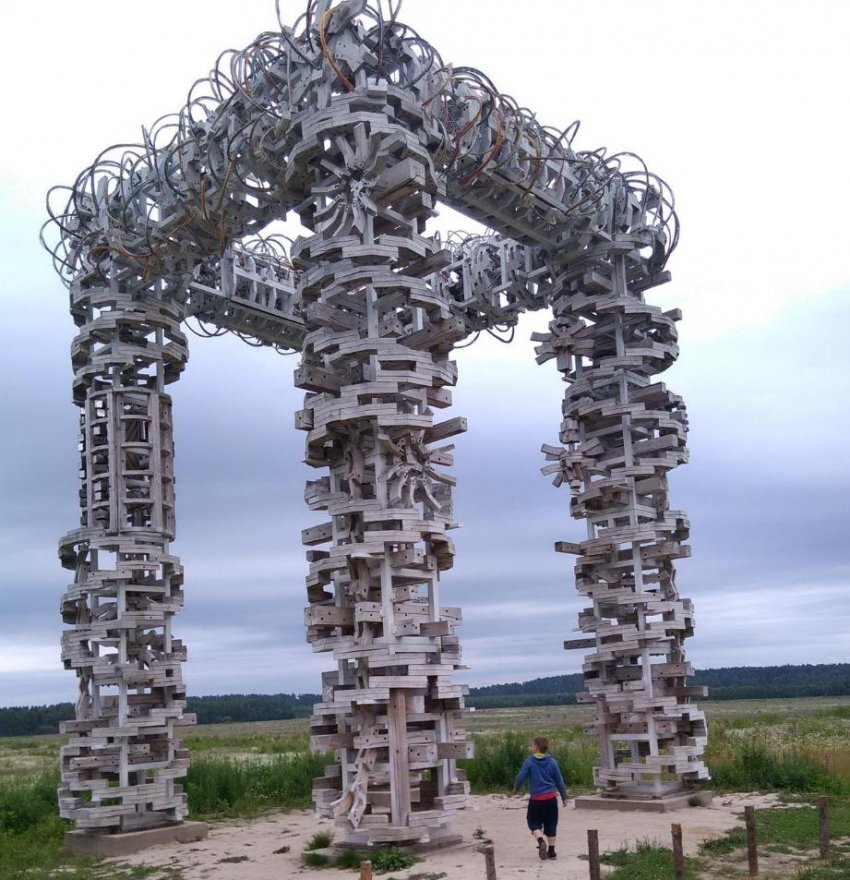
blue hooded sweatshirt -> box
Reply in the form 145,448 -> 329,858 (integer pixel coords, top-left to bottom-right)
514,753 -> 568,800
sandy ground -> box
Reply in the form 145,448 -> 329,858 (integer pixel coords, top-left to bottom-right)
110,793 -> 781,880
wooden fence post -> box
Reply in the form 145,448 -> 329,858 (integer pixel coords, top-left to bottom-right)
477,843 -> 497,880
359,860 -> 372,880
745,805 -> 758,877
818,795 -> 830,859
587,829 -> 601,880
671,822 -> 685,880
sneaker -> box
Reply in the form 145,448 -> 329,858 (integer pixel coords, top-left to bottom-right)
537,837 -> 548,860
548,851 -> 557,860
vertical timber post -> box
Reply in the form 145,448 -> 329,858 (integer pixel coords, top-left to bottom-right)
292,79 -> 471,847
587,828 -> 601,880
671,822 -> 685,880
745,805 -> 759,877
539,236 -> 709,799
58,282 -> 192,834
477,843 -> 497,880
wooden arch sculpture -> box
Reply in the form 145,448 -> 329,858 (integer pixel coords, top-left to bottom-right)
44,0 -> 708,848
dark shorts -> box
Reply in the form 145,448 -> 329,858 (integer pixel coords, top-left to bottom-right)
526,797 -> 559,837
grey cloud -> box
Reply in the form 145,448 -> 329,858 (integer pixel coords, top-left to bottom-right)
2,204 -> 849,709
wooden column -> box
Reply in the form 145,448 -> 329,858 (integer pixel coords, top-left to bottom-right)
58,284 -> 191,833
388,691 -> 411,825
538,236 -> 708,798
292,76 -> 471,847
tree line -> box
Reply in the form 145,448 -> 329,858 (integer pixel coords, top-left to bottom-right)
467,664 -> 850,709
0,693 -> 318,737
3,663 -> 849,736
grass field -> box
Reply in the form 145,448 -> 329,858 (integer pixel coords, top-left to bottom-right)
2,695 -> 850,879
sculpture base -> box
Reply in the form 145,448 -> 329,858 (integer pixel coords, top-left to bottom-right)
65,821 -> 208,856
573,791 -> 713,812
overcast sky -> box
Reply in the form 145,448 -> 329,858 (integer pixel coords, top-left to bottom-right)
1,1 -> 848,708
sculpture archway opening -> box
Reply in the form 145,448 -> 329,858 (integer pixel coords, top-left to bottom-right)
44,0 -> 708,848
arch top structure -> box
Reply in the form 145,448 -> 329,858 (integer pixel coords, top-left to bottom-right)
45,0 -> 707,849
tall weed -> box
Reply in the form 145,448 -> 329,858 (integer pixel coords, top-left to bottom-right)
706,721 -> 850,794
458,729 -> 595,792
0,772 -> 83,880
186,752 -> 331,816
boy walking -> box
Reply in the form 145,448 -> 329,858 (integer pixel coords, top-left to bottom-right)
513,736 -> 568,860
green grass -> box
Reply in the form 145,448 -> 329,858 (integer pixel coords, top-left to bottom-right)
700,826 -> 747,855
185,731 -> 310,755
815,705 -> 850,721
332,849 -> 365,869
0,770 -> 70,880
752,799 -> 850,851
794,853 -> 850,878
0,771 -> 186,880
708,741 -> 849,794
699,796 -> 850,879
0,751 -> 330,878
305,830 -> 334,850
0,769 -> 58,833
601,840 -> 700,880
303,850 -> 331,868
457,727 -> 596,793
4,699 -> 850,879
371,846 -> 419,874
705,712 -> 850,791
300,844 -> 419,874
186,752 -> 332,817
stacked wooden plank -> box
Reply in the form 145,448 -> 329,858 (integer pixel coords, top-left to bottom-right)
58,283 -> 193,832
535,234 -> 709,798
291,80 -> 472,847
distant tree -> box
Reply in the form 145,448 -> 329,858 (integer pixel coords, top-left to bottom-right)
4,665 -> 850,736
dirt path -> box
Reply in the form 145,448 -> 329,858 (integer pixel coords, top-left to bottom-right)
110,793 -> 780,879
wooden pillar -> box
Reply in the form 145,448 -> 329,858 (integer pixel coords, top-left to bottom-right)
388,690 -> 411,826
540,237 -> 708,797
293,76 -> 471,846
58,285 -> 190,833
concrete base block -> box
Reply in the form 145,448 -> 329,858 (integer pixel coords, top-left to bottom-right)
573,791 -> 713,813
65,821 -> 208,857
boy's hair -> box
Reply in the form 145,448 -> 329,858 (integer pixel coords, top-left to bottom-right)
533,736 -> 550,753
